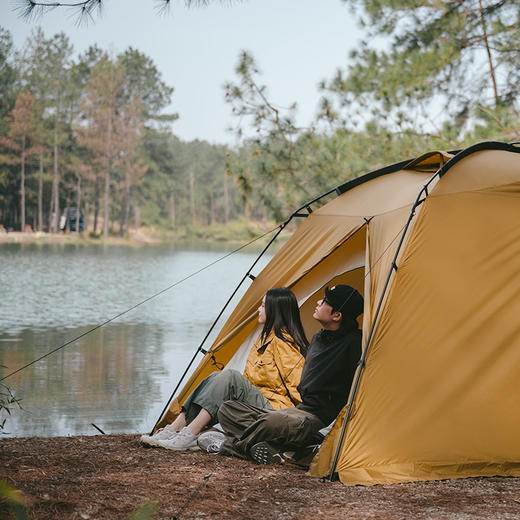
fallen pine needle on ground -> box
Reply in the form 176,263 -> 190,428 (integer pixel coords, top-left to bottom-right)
1,434 -> 519,519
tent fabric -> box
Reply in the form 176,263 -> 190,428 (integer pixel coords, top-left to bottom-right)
157,142 -> 520,486
309,145 -> 520,484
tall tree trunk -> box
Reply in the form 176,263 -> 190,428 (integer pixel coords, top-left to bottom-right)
189,170 -> 195,225
48,191 -> 54,231
124,173 -> 131,236
65,200 -> 70,233
479,0 -> 499,104
38,147 -> 44,231
20,136 -> 26,232
244,201 -> 252,220
120,171 -> 130,237
119,199 -> 125,237
104,162 -> 110,239
51,106 -> 60,233
169,194 -> 176,227
93,176 -> 100,233
103,116 -> 112,240
84,200 -> 90,233
210,192 -> 215,225
134,205 -> 140,231
124,199 -> 131,236
76,174 -> 81,234
223,172 -> 229,223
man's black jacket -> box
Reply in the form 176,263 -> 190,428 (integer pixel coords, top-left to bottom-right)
296,318 -> 362,425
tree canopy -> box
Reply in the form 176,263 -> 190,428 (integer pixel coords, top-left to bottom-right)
322,0 -> 520,139
0,27 -> 245,238
2,0 -> 519,239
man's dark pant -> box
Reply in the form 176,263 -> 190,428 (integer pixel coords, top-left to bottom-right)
217,400 -> 324,459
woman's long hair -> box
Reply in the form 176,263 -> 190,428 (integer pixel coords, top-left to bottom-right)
260,287 -> 308,356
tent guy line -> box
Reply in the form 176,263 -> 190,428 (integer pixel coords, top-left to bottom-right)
0,226 -> 280,383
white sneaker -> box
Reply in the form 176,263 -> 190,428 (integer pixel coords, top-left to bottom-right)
140,423 -> 178,447
197,430 -> 228,454
155,426 -> 199,451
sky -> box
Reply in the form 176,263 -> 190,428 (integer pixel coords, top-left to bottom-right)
2,0 -> 363,145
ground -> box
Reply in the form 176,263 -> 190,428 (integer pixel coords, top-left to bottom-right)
1,435 -> 519,519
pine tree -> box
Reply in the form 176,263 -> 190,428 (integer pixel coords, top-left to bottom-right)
323,0 -> 520,137
21,29 -> 76,231
0,92 -> 38,231
78,55 -> 126,239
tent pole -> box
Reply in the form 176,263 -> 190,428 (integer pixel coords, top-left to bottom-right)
326,172 -> 441,481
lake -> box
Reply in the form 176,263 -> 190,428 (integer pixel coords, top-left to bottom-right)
0,242 -> 271,438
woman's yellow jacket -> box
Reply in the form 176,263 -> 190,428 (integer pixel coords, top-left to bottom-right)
243,331 -> 305,410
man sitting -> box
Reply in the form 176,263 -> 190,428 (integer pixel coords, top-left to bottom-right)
198,284 -> 363,464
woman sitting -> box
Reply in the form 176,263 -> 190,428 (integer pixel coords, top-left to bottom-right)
141,287 -> 308,451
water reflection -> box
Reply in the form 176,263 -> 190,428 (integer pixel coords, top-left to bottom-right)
0,243 -> 270,437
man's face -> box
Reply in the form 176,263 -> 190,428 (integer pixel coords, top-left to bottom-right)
313,297 -> 337,327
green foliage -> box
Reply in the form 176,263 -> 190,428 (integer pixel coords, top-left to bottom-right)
223,2 -> 520,222
0,479 -> 159,520
0,480 -> 31,520
3,8 -> 519,240
119,47 -> 175,122
0,366 -> 22,434
179,217 -> 264,242
325,0 -> 520,138
0,27 -> 18,135
0,27 -> 244,238
17,0 -> 214,24
127,501 -> 158,520
224,51 -> 316,220
224,52 -> 455,222
139,130 -> 242,230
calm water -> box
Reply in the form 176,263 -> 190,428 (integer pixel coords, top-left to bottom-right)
0,242 -> 271,437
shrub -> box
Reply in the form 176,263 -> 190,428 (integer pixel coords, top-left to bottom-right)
0,366 -> 21,434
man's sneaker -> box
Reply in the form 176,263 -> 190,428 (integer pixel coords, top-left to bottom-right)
250,441 -> 285,464
155,426 -> 199,451
140,423 -> 178,447
287,444 -> 321,469
197,430 -> 228,454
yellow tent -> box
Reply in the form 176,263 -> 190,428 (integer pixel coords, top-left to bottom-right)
156,141 -> 520,485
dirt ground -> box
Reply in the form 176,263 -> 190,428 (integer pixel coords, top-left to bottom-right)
1,434 -> 519,520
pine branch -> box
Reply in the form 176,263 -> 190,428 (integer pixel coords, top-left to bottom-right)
15,0 -> 242,24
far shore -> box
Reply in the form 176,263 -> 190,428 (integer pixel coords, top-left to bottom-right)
0,229 -> 164,247
0,220 -> 284,249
